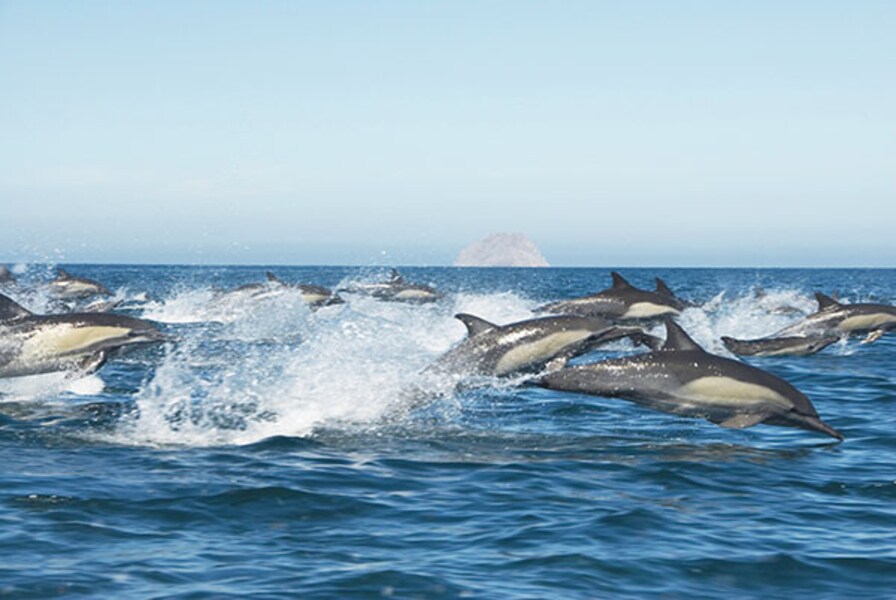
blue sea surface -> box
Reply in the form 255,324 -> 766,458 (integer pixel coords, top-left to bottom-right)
1,266 -> 895,599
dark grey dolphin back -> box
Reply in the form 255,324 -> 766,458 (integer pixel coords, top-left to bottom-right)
266,271 -> 285,284
610,272 -> 635,290
655,277 -> 675,297
660,318 -> 703,352
0,294 -> 33,322
454,313 -> 498,337
815,292 -> 841,311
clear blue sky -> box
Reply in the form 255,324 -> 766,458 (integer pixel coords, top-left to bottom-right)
1,1 -> 893,266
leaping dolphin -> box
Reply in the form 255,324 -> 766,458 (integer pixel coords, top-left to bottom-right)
538,272 -> 688,321
47,269 -> 112,299
425,313 -> 660,378
0,293 -> 168,378
264,272 -> 344,307
211,273 -> 343,309
341,269 -> 442,303
536,317 -> 843,441
723,292 -> 896,356
720,334 -> 840,357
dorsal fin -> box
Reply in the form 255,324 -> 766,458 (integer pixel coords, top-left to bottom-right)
388,269 -> 405,284
815,292 -> 841,311
265,271 -> 284,284
661,317 -> 704,352
610,272 -> 634,290
454,313 -> 497,337
56,268 -> 72,280
655,277 -> 674,297
0,293 -> 33,322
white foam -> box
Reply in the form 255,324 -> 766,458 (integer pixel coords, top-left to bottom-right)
0,370 -> 103,401
108,287 -> 540,447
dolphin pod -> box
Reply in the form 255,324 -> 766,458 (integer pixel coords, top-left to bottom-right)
3,266 -> 894,443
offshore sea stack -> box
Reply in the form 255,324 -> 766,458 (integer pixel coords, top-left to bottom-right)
454,233 -> 549,267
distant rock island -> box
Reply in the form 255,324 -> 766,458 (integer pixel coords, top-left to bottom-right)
454,233 -> 549,267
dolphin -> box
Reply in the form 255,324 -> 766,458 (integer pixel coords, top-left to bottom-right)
210,273 -> 343,309
721,334 -> 840,357
341,269 -> 442,303
0,293 -> 168,378
538,272 -> 687,321
751,286 -> 806,317
536,317 -> 843,440
48,268 -> 112,299
264,272 -> 344,307
723,292 -> 896,356
425,313 -> 660,378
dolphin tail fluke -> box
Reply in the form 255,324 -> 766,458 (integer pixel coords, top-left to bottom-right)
721,336 -> 752,355
612,327 -> 662,350
325,294 -> 346,306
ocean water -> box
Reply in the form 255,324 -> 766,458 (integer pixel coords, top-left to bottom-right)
1,265 -> 895,599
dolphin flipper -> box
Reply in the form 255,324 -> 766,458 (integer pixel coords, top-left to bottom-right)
713,413 -> 766,429
861,329 -> 887,344
78,351 -> 109,375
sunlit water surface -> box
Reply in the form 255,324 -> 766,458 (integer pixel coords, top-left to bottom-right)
1,266 -> 894,599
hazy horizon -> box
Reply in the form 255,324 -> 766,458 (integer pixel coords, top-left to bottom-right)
2,2 -> 893,267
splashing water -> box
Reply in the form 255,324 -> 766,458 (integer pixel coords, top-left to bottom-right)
112,287 -> 538,446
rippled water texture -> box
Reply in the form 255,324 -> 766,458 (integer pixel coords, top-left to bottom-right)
1,266 -> 895,599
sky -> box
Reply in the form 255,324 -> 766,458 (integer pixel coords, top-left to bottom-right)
0,1 -> 893,267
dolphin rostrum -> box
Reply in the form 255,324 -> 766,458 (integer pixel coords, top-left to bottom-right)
723,292 -> 896,356
538,272 -> 688,321
537,317 -> 843,440
0,293 -> 168,378
425,313 -> 659,378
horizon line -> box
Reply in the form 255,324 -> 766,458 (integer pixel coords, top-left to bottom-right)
2,260 -> 894,270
